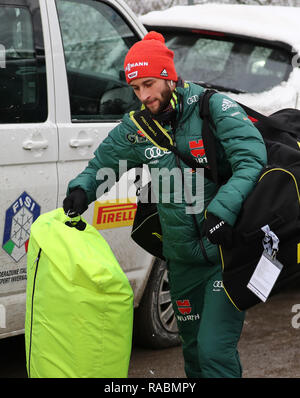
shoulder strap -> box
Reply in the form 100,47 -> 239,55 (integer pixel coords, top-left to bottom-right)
199,89 -> 219,185
130,107 -> 214,181
198,88 -> 298,185
130,109 -> 174,151
235,101 -> 297,136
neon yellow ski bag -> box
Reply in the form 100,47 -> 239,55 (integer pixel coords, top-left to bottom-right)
25,208 -> 133,378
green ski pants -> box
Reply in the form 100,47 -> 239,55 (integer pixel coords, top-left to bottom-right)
168,260 -> 245,378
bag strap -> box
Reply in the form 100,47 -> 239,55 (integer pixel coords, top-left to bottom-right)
129,108 -> 174,152
171,127 -> 214,266
235,101 -> 298,136
130,107 -> 214,181
199,89 -> 219,185
197,88 -> 297,185
131,97 -> 215,265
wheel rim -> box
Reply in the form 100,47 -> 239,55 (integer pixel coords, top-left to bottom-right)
157,269 -> 178,333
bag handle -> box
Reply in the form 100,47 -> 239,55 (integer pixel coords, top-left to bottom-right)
65,214 -> 86,231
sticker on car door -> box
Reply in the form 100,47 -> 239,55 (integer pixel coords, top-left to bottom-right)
2,192 -> 41,262
93,199 -> 137,230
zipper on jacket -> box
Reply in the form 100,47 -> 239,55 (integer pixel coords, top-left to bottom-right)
27,247 -> 42,378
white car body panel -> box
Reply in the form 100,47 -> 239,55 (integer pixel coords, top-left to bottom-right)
0,0 -> 152,339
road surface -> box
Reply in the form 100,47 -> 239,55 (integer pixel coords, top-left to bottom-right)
0,286 -> 299,378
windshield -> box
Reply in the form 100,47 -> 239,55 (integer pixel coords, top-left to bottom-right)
159,30 -> 292,94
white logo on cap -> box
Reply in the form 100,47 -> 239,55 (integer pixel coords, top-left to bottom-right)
128,71 -> 138,79
160,69 -> 168,77
125,61 -> 149,72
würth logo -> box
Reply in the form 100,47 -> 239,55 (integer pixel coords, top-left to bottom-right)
189,139 -> 205,158
176,299 -> 192,315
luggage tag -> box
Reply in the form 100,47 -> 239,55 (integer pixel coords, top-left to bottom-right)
247,225 -> 283,302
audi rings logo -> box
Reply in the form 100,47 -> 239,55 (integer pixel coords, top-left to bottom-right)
213,280 -> 223,291
145,147 -> 171,160
187,95 -> 199,105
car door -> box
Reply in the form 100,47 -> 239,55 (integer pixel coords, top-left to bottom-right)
46,0 -> 153,304
0,0 -> 58,332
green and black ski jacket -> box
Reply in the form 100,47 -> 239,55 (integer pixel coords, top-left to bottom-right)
67,82 -> 267,265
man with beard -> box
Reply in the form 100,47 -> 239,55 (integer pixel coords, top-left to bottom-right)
63,31 -> 267,378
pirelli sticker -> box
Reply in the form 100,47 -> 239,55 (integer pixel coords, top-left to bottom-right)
93,199 -> 137,230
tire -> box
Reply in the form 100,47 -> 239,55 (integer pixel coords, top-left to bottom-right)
133,259 -> 180,349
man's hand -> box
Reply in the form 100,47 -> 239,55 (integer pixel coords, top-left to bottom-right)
203,213 -> 233,248
63,188 -> 88,217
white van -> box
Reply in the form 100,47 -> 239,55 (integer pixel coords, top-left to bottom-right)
0,0 -> 179,348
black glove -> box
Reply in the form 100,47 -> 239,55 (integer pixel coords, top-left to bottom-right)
63,188 -> 88,217
203,213 -> 233,248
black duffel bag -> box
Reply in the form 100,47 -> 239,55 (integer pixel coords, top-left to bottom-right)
220,158 -> 300,310
199,90 -> 300,310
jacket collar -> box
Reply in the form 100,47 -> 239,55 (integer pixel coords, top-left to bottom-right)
175,80 -> 206,124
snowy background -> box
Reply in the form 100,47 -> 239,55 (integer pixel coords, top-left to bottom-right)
126,0 -> 300,16
126,0 -> 300,114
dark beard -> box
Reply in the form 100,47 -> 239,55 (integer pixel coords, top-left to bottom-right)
145,82 -> 173,115
146,84 -> 176,125
157,86 -> 173,114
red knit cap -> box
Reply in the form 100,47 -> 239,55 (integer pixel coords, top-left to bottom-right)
124,31 -> 178,83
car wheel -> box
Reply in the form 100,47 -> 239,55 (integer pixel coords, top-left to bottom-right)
133,259 -> 180,349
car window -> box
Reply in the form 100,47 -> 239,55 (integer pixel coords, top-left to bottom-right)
56,0 -> 141,122
0,5 -> 47,123
160,30 -> 292,94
